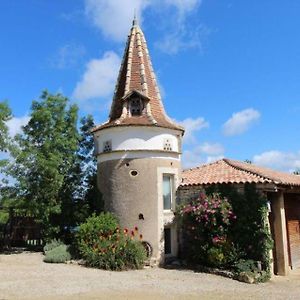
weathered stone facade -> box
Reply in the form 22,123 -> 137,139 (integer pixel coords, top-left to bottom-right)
98,157 -> 181,263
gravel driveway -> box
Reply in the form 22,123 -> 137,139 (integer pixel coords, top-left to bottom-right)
0,252 -> 299,300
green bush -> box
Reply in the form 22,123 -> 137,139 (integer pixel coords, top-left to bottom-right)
43,244 -> 71,263
76,213 -> 146,270
233,259 -> 271,283
233,259 -> 258,273
207,247 -> 226,267
178,192 -> 236,268
43,239 -> 64,253
206,183 -> 273,274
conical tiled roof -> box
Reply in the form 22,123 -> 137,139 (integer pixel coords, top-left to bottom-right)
92,19 -> 184,132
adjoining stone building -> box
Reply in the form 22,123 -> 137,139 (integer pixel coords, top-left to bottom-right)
179,158 -> 300,276
92,18 -> 300,273
92,18 -> 184,264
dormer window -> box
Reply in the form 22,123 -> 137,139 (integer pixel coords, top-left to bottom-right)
130,97 -> 143,116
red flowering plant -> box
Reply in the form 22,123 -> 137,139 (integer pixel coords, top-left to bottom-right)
179,192 -> 237,268
76,213 -> 146,270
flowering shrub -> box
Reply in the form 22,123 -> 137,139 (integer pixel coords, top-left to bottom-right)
205,183 -> 273,279
179,192 -> 236,267
76,213 -> 146,270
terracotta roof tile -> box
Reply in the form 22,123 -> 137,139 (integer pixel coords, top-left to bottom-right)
181,158 -> 300,187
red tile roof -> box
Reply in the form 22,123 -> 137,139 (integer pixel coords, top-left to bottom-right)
92,19 -> 183,133
181,159 -> 300,187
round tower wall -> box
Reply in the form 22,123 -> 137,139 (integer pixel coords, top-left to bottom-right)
94,126 -> 181,154
97,156 -> 181,263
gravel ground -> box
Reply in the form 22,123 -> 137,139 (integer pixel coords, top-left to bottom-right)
0,252 -> 300,300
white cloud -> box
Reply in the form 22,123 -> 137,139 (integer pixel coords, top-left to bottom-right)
50,44 -> 86,69
156,27 -> 206,55
253,150 -> 300,173
197,142 -> 224,156
182,150 -> 224,169
72,51 -> 121,103
84,0 -> 149,41
223,108 -> 261,136
178,117 -> 209,144
206,155 -> 224,164
182,142 -> 224,168
6,115 -> 30,137
182,149 -> 204,168
84,0 -> 205,54
165,0 -> 200,14
155,1 -> 206,54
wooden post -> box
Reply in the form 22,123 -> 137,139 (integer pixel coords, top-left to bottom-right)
271,191 -> 289,275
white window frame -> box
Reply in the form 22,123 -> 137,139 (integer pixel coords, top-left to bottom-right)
162,174 -> 174,211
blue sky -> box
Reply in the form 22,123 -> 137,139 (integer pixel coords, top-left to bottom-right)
1,0 -> 300,172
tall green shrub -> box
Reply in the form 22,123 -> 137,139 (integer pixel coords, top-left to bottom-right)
76,213 -> 146,270
206,183 -> 273,273
179,192 -> 236,267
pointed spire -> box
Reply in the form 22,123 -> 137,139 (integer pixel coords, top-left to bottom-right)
133,9 -> 138,26
97,20 -> 183,132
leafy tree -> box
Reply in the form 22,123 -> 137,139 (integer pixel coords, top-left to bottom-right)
59,115 -> 103,238
77,115 -> 103,215
0,101 -> 12,215
2,92 -> 103,242
6,91 -> 79,240
0,101 -> 11,153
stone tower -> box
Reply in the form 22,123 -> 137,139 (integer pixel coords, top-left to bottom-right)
92,18 -> 184,264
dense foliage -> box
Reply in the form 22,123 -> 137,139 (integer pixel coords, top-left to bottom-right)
179,192 -> 236,267
3,92 -> 79,239
206,183 -> 273,274
179,184 -> 273,282
76,213 -> 146,270
0,101 -> 12,153
0,92 -> 103,242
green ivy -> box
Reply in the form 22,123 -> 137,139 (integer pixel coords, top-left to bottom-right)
179,183 -> 273,280
205,183 -> 273,277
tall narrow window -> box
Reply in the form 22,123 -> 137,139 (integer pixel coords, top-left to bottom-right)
164,228 -> 171,254
163,175 -> 173,210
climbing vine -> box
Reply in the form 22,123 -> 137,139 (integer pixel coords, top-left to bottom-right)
179,183 -> 273,282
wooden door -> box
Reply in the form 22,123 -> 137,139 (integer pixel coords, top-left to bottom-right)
287,220 -> 300,269
285,194 -> 300,269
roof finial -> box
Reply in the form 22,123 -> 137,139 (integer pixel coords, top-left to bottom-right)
133,9 -> 138,26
